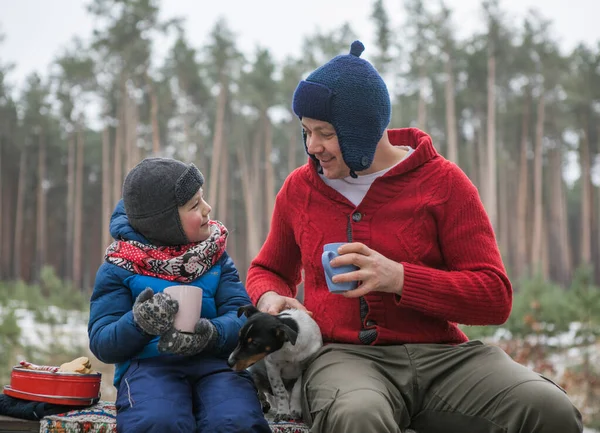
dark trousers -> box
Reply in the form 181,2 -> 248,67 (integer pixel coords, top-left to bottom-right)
302,341 -> 583,433
115,354 -> 270,433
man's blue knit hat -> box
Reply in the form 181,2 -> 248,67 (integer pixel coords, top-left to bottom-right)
292,40 -> 391,176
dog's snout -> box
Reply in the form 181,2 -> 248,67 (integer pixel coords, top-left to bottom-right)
227,352 -> 237,368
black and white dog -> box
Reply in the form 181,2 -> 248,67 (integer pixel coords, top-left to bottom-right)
227,305 -> 323,422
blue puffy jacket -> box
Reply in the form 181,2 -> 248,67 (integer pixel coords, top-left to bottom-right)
88,200 -> 250,386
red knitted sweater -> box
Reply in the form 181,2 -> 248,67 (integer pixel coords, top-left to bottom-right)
247,128 -> 512,345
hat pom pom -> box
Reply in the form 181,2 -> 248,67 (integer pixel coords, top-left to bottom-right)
349,40 -> 365,57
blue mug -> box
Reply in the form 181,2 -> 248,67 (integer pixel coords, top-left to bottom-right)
321,242 -> 359,294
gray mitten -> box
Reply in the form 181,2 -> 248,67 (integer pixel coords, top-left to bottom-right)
132,288 -> 179,336
158,319 -> 218,356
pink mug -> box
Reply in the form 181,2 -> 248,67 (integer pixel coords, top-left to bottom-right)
164,285 -> 203,333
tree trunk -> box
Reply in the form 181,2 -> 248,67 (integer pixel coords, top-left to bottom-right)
208,73 -> 227,205
35,130 -> 47,282
217,139 -> 229,224
252,125 -> 266,242
65,132 -> 75,281
0,130 -> 4,278
1,173 -> 14,278
530,92 -> 545,273
146,72 -> 161,155
515,90 -> 531,279
237,147 -> 261,260
22,204 -> 35,282
287,122 -> 298,174
548,146 -> 572,285
596,183 -> 600,283
444,56 -> 458,164
72,123 -> 85,290
497,150 -> 510,263
264,113 -> 275,223
597,122 -> 600,283
87,199 -> 103,292
101,122 -> 111,254
126,89 -> 140,169
124,91 -> 132,172
466,130 -> 478,186
505,159 -> 519,273
540,212 -> 549,280
183,106 -> 194,163
13,148 -> 27,279
0,132 -> 3,278
579,124 -> 592,265
476,120 -> 487,196
485,51 -> 498,232
113,75 -> 126,206
417,66 -> 427,130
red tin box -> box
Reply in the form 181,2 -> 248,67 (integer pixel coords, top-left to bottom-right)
3,366 -> 101,406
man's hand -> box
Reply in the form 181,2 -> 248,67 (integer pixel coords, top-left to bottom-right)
328,242 -> 405,298
257,291 -> 312,316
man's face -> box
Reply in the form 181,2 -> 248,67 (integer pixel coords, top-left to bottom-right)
178,189 -> 212,243
302,117 -> 350,179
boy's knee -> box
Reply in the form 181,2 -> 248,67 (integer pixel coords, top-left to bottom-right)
507,380 -> 582,433
118,403 -> 194,433
199,403 -> 270,433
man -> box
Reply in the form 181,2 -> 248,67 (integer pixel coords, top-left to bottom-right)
246,40 -> 582,433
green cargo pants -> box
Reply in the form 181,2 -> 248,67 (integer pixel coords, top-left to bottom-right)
301,341 -> 583,433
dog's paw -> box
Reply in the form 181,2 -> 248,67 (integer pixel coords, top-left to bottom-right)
261,401 -> 271,414
289,409 -> 302,421
273,412 -> 292,423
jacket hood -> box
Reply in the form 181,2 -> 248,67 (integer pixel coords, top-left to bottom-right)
109,199 -> 149,244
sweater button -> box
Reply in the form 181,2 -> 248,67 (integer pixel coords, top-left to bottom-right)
352,212 -> 362,222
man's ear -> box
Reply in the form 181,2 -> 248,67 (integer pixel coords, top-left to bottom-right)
237,304 -> 260,318
276,324 -> 298,345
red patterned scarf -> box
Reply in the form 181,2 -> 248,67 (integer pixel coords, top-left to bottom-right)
105,220 -> 228,283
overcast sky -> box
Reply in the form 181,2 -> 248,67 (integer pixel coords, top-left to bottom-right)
1,0 -> 598,92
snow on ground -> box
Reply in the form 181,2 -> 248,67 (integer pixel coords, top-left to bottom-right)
1,303 -> 89,363
16,307 -> 89,349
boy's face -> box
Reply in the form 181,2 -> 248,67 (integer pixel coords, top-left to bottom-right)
178,188 -> 212,243
302,117 -> 350,179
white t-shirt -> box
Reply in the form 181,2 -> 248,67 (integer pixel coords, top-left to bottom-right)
320,146 -> 414,207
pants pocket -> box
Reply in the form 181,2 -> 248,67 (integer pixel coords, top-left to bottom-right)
302,383 -> 338,426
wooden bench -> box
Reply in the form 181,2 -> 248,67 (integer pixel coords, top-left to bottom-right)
0,415 -> 39,433
0,401 -> 310,433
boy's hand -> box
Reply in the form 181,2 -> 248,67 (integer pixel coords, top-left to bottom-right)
157,319 -> 217,356
132,287 -> 179,336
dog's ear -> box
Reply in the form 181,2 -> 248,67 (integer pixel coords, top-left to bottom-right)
237,304 -> 260,318
276,324 -> 298,345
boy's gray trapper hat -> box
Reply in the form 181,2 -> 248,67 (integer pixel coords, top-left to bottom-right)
122,157 -> 204,246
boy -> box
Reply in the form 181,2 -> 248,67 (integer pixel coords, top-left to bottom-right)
88,157 -> 270,433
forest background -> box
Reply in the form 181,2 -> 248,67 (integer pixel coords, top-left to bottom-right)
0,0 -> 599,428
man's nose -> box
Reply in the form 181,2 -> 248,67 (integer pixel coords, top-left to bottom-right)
306,135 -> 324,154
